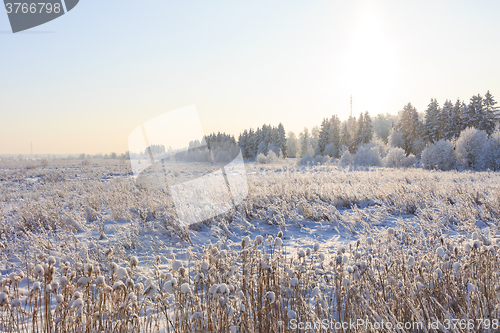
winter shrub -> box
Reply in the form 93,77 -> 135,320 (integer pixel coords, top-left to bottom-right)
387,128 -> 404,148
486,128 -> 500,171
298,151 -> 314,165
421,139 -> 456,171
382,147 -> 406,168
353,145 -> 381,167
455,127 -> 488,171
402,153 -> 418,168
256,153 -> 267,164
339,150 -> 353,168
214,150 -> 231,163
266,150 -> 281,164
257,150 -> 282,164
323,143 -> 338,158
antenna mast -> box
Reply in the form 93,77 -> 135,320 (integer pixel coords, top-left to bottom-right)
350,95 -> 352,118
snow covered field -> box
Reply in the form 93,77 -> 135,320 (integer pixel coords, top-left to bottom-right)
0,159 -> 499,332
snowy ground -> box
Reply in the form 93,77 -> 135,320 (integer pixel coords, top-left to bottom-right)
0,159 -> 499,332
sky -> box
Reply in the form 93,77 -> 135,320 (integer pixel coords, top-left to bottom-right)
1,0 -> 500,155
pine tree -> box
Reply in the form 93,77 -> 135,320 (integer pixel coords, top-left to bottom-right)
354,113 -> 365,149
397,103 -> 423,156
247,128 -> 256,158
328,115 -> 341,158
299,127 -> 310,157
449,99 -> 462,138
439,100 -> 453,139
362,111 -> 373,144
465,94 -> 483,129
340,122 -> 351,153
424,98 -> 440,143
238,130 -> 248,158
317,118 -> 330,155
482,90 -> 499,135
277,123 -> 287,158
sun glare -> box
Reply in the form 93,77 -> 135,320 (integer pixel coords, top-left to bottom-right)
339,11 -> 399,116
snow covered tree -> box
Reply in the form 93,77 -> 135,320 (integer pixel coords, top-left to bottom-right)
317,118 -> 330,155
455,127 -> 488,171
438,100 -> 452,139
310,126 -> 320,154
486,126 -> 500,170
286,131 -> 300,158
464,94 -> 483,130
327,115 -> 341,158
341,116 -> 357,153
355,111 -> 373,148
299,127 -> 311,157
481,90 -> 499,135
397,103 -> 424,156
424,98 -> 440,143
421,139 -> 456,170
372,113 -> 397,144
448,99 -> 463,139
277,123 -> 287,157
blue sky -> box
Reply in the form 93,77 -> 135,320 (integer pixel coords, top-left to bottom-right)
1,0 -> 500,154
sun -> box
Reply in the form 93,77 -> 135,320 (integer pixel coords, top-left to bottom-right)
339,11 -> 399,116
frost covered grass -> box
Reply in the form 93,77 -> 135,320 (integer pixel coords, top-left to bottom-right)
0,230 -> 499,332
0,159 -> 500,332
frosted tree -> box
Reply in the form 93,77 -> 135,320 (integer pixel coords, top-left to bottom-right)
449,99 -> 463,139
317,118 -> 330,155
327,115 -> 341,158
310,126 -> 320,154
372,113 -> 397,143
424,98 -> 440,143
354,112 -> 365,149
455,127 -> 488,171
438,100 -> 453,139
486,126 -> 500,170
286,131 -> 300,158
464,94 -> 483,129
397,103 -> 424,156
341,116 -> 357,153
299,127 -> 311,157
277,123 -> 287,157
481,90 -> 499,135
355,111 -> 373,147
247,128 -> 256,158
238,130 -> 248,158
421,139 -> 456,170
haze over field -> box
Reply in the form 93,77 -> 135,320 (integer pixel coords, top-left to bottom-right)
1,1 -> 500,154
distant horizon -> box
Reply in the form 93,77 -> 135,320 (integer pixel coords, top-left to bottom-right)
0,91 -> 496,156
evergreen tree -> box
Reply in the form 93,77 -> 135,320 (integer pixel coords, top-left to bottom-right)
354,112 -> 365,149
299,127 -> 310,157
277,123 -> 287,157
238,130 -> 248,158
340,122 -> 351,153
247,128 -> 256,158
286,131 -> 299,158
439,100 -> 453,139
481,90 -> 499,135
465,94 -> 483,129
449,99 -> 462,138
317,118 -> 330,155
327,115 -> 341,158
397,103 -> 423,156
424,98 -> 440,143
361,111 -> 373,145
